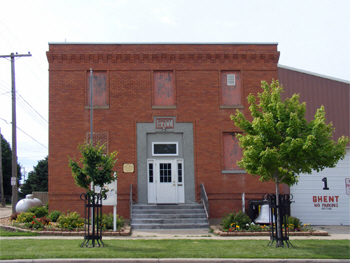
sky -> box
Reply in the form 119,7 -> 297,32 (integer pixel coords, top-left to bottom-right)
0,0 -> 349,179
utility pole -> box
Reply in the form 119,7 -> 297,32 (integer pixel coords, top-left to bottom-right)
90,68 -> 93,146
0,52 -> 32,214
0,127 -> 4,207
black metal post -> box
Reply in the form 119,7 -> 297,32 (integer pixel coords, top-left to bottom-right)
267,194 -> 293,248
80,192 -> 104,247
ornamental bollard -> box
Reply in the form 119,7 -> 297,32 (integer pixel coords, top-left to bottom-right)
80,191 -> 105,248
266,194 -> 293,248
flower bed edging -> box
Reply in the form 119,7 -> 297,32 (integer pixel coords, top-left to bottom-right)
0,224 -> 131,236
211,225 -> 328,237
216,230 -> 328,237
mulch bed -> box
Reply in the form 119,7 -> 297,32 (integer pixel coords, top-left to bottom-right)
210,225 -> 328,236
0,216 -> 131,236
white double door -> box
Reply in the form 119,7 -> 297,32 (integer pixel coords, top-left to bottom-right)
148,159 -> 184,204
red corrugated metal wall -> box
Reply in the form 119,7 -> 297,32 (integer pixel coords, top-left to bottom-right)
278,67 -> 349,144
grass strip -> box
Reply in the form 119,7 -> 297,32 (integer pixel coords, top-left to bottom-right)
0,239 -> 349,260
0,229 -> 39,237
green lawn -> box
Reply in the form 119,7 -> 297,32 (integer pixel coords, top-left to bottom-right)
0,239 -> 349,260
0,229 -> 39,237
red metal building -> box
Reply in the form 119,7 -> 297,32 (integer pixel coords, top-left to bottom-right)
278,65 -> 349,225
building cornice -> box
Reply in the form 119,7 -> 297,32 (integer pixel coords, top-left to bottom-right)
48,42 -> 279,45
46,51 -> 280,64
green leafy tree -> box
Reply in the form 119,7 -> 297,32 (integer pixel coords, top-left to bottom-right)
1,134 -> 22,200
231,80 -> 349,247
68,143 -> 118,197
20,156 -> 48,197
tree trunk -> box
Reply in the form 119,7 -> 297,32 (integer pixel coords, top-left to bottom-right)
275,177 -> 283,247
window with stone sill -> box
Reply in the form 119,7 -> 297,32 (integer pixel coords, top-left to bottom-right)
86,71 -> 109,108
220,71 -> 243,109
153,71 -> 176,109
222,132 -> 245,173
87,132 -> 108,155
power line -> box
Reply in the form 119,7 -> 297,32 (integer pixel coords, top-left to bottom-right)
16,98 -> 48,129
17,126 -> 47,149
0,118 -> 47,149
17,93 -> 48,123
18,147 -> 47,153
0,91 -> 10,96
0,19 -> 47,84
0,81 -> 47,129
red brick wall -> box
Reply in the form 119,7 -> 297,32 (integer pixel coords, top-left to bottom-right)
47,43 -> 281,218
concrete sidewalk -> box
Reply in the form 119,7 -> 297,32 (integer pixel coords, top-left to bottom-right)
0,205 -> 12,218
0,259 -> 349,263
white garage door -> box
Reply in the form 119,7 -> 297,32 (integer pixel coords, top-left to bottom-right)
290,148 -> 350,225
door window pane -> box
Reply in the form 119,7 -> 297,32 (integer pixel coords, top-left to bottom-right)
148,163 -> 153,183
153,143 -> 178,156
159,163 -> 172,183
178,163 -> 182,183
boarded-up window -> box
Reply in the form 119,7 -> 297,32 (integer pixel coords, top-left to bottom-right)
153,71 -> 175,106
221,71 -> 241,106
87,71 -> 107,107
223,132 -> 243,170
87,132 -> 108,154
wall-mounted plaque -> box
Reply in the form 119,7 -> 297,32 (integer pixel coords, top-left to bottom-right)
123,163 -> 134,173
156,117 -> 174,129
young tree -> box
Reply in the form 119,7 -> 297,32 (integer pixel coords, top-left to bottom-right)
1,134 -> 22,201
69,143 -> 118,197
20,156 -> 48,197
231,80 -> 349,247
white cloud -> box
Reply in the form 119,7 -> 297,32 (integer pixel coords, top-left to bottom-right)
115,20 -> 138,30
159,15 -> 177,26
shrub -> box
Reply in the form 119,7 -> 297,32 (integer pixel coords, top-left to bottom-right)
102,213 -> 125,230
10,213 -> 20,221
287,216 -> 301,231
247,222 -> 263,232
26,217 -> 47,230
221,211 -> 251,231
48,210 -> 62,222
302,223 -> 313,232
17,212 -> 35,223
57,211 -> 84,230
221,212 -> 236,230
40,216 -> 51,225
27,206 -> 48,218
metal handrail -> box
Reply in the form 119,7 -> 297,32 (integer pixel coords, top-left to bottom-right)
129,184 -> 133,222
200,183 -> 209,220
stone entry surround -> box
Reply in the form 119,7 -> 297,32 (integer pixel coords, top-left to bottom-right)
137,117 -> 195,204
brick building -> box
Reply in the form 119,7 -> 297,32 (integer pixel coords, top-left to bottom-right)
47,43 -> 283,220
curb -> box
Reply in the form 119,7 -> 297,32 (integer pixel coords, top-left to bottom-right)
0,259 -> 348,263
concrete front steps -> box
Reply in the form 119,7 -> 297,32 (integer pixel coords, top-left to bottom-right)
131,204 -> 209,230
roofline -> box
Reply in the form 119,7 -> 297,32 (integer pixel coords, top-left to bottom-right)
278,64 -> 350,84
48,42 -> 279,45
